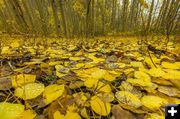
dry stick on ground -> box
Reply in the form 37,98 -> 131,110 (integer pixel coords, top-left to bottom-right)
147,49 -> 157,68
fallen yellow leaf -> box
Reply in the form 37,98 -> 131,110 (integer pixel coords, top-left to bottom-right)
53,111 -> 65,119
127,78 -> 152,87
53,111 -> 81,119
115,91 -> 142,108
16,110 -> 36,119
141,95 -> 167,110
0,102 -> 24,119
134,71 -> 150,80
148,68 -> 165,77
14,83 -> 44,100
162,62 -> 179,69
90,96 -> 111,116
43,84 -> 65,104
11,74 -> 36,88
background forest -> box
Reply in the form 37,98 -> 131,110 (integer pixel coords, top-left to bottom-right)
0,0 -> 179,38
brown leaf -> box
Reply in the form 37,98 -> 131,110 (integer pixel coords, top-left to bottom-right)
158,86 -> 180,98
0,76 -> 12,90
112,105 -> 137,119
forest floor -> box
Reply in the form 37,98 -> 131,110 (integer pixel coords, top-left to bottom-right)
0,36 -> 180,119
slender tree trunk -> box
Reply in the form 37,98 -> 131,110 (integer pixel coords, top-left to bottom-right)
122,0 -> 129,32
59,0 -> 68,38
91,0 -> 95,37
86,0 -> 91,37
51,0 -> 61,37
146,0 -> 154,32
111,0 -> 117,32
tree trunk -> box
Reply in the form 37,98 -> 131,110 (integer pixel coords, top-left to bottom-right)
59,0 -> 68,38
51,0 -> 61,37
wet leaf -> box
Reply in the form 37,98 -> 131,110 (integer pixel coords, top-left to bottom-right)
14,83 -> 44,100
0,102 -> 24,119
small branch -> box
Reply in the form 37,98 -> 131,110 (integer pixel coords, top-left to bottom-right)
147,50 -> 157,68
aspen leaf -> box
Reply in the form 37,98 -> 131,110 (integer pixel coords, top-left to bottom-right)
96,81 -> 112,93
91,68 -> 106,80
127,78 -> 152,87
53,111 -> 81,119
84,78 -> 98,88
158,86 -> 180,97
141,96 -> 168,110
148,68 -> 165,77
16,110 -> 36,119
162,70 -> 180,80
84,79 -> 111,93
130,61 -> 144,68
0,102 -> 24,119
162,70 -> 180,88
14,83 -> 44,100
134,71 -> 150,80
90,96 -> 111,116
11,74 -> 36,88
65,111 -> 81,119
104,71 -> 117,81
115,91 -> 142,108
98,92 -> 114,103
162,62 -> 179,69
43,84 -> 65,104
53,111 -> 65,119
